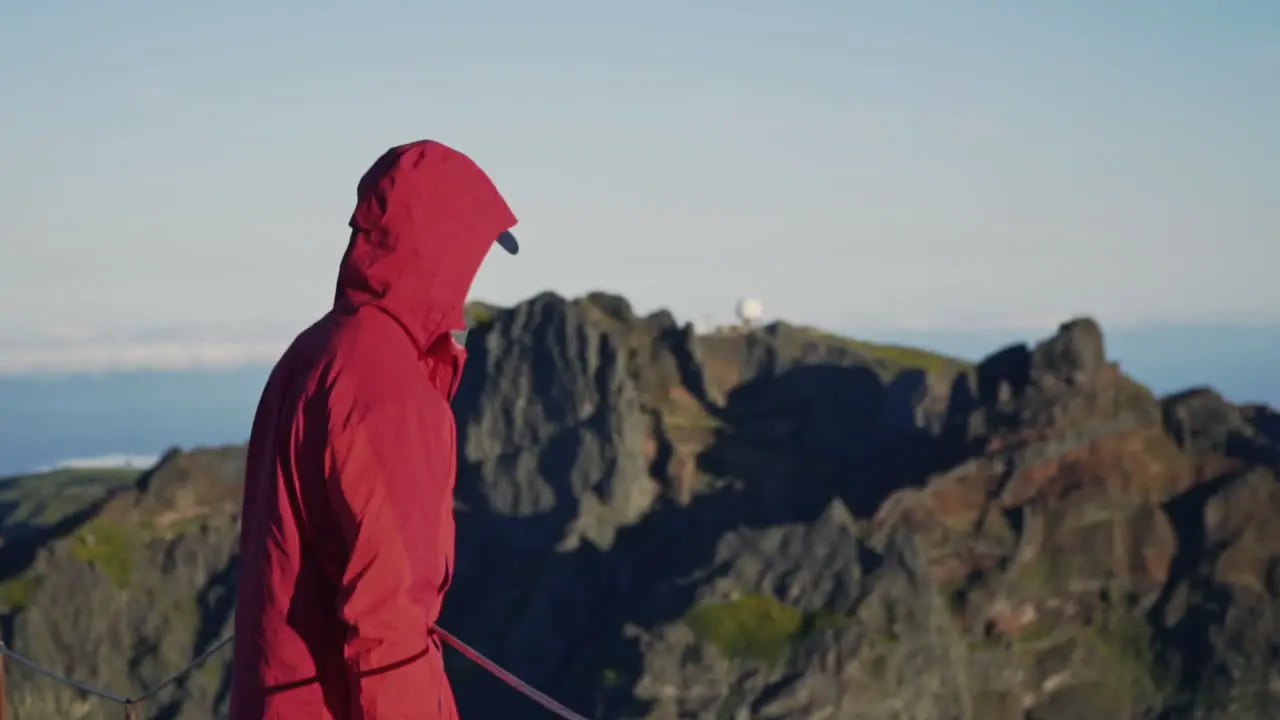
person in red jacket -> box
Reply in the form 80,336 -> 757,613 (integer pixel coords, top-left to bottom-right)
230,139 -> 518,719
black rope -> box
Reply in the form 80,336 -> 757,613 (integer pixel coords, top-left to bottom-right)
0,634 -> 232,705
1,626 -> 588,718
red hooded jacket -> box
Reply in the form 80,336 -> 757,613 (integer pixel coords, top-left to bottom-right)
231,140 -> 517,719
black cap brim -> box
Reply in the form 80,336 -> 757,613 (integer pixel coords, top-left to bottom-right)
496,230 -> 519,255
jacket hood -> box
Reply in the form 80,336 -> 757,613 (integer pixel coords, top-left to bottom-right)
335,140 -> 517,351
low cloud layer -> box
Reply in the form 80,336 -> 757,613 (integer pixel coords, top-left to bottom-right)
5,308 -> 1275,377
36,453 -> 160,473
0,323 -> 294,375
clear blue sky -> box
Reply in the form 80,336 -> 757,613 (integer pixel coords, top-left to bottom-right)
1,0 -> 1277,372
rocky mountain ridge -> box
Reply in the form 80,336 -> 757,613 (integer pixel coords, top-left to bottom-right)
0,290 -> 1276,719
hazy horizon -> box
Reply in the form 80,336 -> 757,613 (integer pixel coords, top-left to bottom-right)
2,298 -> 1278,375
2,320 -> 1275,476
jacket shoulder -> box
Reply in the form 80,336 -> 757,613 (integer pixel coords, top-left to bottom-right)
319,313 -> 453,427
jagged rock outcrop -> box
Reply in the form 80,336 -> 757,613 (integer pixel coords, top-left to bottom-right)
453,292 -> 659,551
0,293 -> 1276,719
0,447 -> 242,719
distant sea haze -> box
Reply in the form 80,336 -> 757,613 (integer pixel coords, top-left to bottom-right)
0,324 -> 1275,477
35,453 -> 159,473
0,365 -> 270,477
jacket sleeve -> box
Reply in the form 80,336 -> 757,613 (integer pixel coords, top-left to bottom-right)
325,395 -> 456,718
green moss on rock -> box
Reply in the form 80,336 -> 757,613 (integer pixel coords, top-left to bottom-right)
70,520 -> 135,589
685,594 -> 802,663
683,594 -> 846,664
463,301 -> 500,328
0,467 -> 141,528
1087,610 -> 1165,688
803,608 -> 848,634
0,573 -> 42,609
801,328 -> 971,378
1009,555 -> 1072,598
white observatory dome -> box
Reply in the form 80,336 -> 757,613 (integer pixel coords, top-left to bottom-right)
736,297 -> 764,324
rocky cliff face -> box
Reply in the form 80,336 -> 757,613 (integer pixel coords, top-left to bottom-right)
0,292 -> 1276,719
